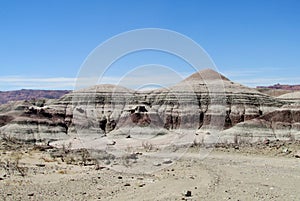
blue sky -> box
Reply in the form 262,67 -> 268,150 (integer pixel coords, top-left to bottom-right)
0,0 -> 300,90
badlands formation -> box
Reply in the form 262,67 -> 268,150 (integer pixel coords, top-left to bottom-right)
1,69 -> 300,201
0,68 -> 295,144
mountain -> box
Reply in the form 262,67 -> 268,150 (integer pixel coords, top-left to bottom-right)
0,69 -> 292,144
0,89 -> 71,104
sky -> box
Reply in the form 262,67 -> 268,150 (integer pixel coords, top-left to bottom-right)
0,0 -> 300,90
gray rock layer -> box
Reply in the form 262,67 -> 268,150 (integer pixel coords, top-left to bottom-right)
220,103 -> 300,143
0,69 -> 287,142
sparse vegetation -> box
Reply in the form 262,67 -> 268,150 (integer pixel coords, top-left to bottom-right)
0,151 -> 27,177
191,138 -> 205,147
142,141 -> 155,152
122,153 -> 138,167
79,148 -> 91,166
57,169 -> 67,174
50,145 -> 98,166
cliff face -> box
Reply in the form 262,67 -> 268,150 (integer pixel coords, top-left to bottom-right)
0,69 -> 287,142
0,99 -> 69,141
220,103 -> 300,142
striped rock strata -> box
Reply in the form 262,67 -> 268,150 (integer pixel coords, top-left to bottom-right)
0,69 -> 286,142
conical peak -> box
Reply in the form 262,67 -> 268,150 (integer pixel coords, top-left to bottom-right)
183,68 -> 230,82
75,84 -> 134,93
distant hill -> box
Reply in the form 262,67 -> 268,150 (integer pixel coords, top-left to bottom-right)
257,83 -> 300,90
0,89 -> 71,104
256,84 -> 300,97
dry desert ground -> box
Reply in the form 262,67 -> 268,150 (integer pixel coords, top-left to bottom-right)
0,138 -> 299,201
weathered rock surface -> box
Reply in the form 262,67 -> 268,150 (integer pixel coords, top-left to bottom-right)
176,69 -> 284,130
256,88 -> 291,97
0,99 -> 69,141
220,103 -> 300,142
0,69 -> 288,142
276,91 -> 300,103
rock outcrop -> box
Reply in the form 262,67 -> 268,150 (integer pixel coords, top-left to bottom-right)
176,69 -> 284,129
220,103 -> 300,142
276,91 -> 300,103
0,69 -> 288,143
0,99 -> 69,141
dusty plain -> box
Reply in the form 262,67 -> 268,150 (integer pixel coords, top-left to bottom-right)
0,138 -> 299,201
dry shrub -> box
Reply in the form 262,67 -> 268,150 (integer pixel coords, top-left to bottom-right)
122,153 -> 138,167
191,138 -> 205,147
79,149 -> 90,166
0,152 -> 27,177
57,169 -> 67,174
142,141 -> 154,152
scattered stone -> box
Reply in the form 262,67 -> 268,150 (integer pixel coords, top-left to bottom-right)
162,159 -> 173,164
153,162 -> 161,166
36,164 -> 46,167
124,183 -> 131,186
138,183 -> 145,187
28,193 -> 34,196
294,150 -> 300,158
117,176 -> 123,179
282,147 -> 292,154
95,165 -> 106,170
104,160 -> 111,165
107,141 -> 116,146
0,177 -> 3,181
185,190 -> 192,197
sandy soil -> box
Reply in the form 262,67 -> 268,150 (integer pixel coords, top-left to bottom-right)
0,139 -> 300,201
